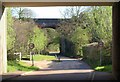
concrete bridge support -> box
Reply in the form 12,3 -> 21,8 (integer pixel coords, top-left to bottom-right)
0,2 -> 7,81
112,2 -> 120,80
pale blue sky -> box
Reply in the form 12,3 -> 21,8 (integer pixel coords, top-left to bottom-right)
27,6 -> 69,18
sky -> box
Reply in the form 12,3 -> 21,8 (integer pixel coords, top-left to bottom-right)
27,6 -> 69,18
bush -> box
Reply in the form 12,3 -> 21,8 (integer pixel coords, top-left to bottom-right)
82,42 -> 99,60
83,42 -> 112,72
47,43 -> 60,52
31,27 -> 47,51
40,50 -> 49,55
83,58 -> 100,68
44,28 -> 60,53
95,65 -> 112,72
7,49 -> 17,60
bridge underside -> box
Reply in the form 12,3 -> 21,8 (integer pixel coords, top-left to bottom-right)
3,2 -> 114,7
2,0 -> 120,6
0,0 -> 120,80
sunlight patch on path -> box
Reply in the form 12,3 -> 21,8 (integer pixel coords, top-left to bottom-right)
22,69 -> 94,76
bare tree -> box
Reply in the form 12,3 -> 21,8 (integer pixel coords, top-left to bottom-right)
13,19 -> 35,55
12,7 -> 35,20
57,6 -> 89,56
58,6 -> 90,37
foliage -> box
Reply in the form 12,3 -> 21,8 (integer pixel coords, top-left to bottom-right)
58,6 -> 90,37
43,28 -> 60,52
82,42 -> 112,69
86,6 -> 112,43
7,7 -> 49,59
7,12 -> 36,60
47,43 -> 60,52
31,27 -> 47,52
7,8 -> 16,60
58,6 -> 112,59
13,20 -> 35,55
83,44 -> 112,73
7,61 -> 39,72
70,27 -> 89,56
82,6 -> 112,71
95,65 -> 112,72
7,8 -> 15,51
57,19 -> 76,38
83,58 -> 101,70
44,28 -> 59,43
57,7 -> 91,57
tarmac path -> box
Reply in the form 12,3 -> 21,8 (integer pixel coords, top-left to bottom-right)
9,56 -> 94,80
3,56 -> 114,81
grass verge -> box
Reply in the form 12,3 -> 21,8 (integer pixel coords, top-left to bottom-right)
95,65 -> 112,72
7,61 -> 39,72
33,54 -> 56,61
83,59 -> 112,72
22,54 -> 56,61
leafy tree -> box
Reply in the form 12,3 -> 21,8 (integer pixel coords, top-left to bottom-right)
85,6 -> 112,44
7,8 -> 16,60
81,6 -> 112,65
43,28 -> 60,52
70,27 -> 89,56
7,8 -> 15,51
58,6 -> 112,58
31,27 -> 47,53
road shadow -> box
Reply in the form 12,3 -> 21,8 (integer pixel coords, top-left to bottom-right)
2,72 -> 92,81
46,59 -> 91,70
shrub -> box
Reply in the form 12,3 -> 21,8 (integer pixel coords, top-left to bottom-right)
82,42 -> 99,60
47,43 -> 60,52
83,42 -> 112,67
40,50 -> 49,55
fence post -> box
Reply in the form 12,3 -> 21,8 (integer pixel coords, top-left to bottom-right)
19,52 -> 21,61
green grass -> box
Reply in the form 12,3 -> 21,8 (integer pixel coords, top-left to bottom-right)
33,54 -> 56,61
84,59 -> 112,72
22,54 -> 56,61
95,65 -> 112,72
7,61 -> 39,72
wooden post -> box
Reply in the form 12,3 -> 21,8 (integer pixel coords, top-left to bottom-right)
112,2 -> 120,80
19,52 -> 21,61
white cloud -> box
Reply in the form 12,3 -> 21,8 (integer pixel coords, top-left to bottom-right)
27,7 -> 68,18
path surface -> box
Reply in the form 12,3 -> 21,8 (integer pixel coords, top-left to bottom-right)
3,56 -> 114,80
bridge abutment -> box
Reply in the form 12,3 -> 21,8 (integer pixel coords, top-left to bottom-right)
0,2 -> 7,81
112,2 -> 120,80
